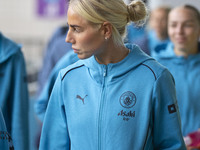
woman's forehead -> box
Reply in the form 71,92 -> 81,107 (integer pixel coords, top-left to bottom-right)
67,8 -> 88,25
169,8 -> 199,23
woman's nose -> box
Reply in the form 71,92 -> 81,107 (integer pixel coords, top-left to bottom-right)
176,25 -> 184,34
65,32 -> 71,43
65,30 -> 74,44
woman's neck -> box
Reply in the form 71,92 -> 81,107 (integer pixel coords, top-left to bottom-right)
95,42 -> 130,65
174,44 -> 199,57
157,32 -> 168,41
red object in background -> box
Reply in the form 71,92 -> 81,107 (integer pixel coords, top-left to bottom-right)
184,130 -> 200,148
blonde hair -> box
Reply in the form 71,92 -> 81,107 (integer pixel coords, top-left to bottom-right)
69,0 -> 148,46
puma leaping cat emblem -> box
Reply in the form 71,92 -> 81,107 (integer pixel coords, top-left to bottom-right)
76,95 -> 88,104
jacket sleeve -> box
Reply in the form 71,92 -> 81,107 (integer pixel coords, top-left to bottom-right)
39,72 -> 70,150
11,50 -> 29,150
152,69 -> 186,149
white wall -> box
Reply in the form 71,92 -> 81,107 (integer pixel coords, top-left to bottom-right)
0,0 -> 67,38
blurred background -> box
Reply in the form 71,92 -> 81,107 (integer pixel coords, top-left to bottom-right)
0,0 -> 200,149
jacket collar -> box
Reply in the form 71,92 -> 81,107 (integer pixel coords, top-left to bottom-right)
81,44 -> 153,84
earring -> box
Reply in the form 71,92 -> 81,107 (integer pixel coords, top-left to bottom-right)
105,37 -> 108,40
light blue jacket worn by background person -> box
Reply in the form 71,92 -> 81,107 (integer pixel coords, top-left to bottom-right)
37,26 -> 72,96
0,108 -> 14,150
147,30 -> 170,57
0,33 -> 29,150
35,50 -> 79,121
156,42 -> 200,137
39,44 -> 186,150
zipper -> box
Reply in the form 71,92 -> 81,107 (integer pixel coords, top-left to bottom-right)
98,65 -> 107,150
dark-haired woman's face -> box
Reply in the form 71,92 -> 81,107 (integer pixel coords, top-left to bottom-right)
150,9 -> 168,39
66,7 -> 105,59
168,8 -> 200,53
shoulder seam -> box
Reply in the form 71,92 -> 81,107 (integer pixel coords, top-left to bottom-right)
62,64 -> 84,80
142,63 -> 157,80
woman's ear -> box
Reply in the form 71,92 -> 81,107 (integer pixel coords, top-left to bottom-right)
102,22 -> 112,39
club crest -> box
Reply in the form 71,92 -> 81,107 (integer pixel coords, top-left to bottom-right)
119,91 -> 136,108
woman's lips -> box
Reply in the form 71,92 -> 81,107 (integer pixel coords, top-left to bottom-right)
73,48 -> 79,53
175,37 -> 186,43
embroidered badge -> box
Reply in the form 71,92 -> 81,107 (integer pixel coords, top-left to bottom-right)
76,95 -> 88,104
119,91 -> 136,108
168,104 -> 177,114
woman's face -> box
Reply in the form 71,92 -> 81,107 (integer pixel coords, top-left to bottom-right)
150,9 -> 168,39
66,7 -> 105,59
168,8 -> 200,53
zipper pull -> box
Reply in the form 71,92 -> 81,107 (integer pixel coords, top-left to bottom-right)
103,66 -> 107,77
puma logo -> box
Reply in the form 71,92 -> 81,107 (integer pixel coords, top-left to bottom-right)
76,95 -> 88,104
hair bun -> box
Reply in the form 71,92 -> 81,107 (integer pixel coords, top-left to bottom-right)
127,0 -> 147,23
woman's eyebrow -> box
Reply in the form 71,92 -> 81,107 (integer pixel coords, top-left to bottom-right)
67,23 -> 81,28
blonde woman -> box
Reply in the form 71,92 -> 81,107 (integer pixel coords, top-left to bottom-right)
39,0 -> 186,149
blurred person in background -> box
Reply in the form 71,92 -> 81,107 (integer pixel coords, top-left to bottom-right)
35,50 -> 78,122
35,50 -> 78,149
39,0 -> 186,149
155,5 -> 200,149
0,32 -> 29,150
135,6 -> 171,57
148,6 -> 171,57
35,25 -> 73,148
37,25 -> 73,96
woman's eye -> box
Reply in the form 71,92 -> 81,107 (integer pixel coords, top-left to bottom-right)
73,27 -> 80,32
184,24 -> 193,27
169,24 -> 177,28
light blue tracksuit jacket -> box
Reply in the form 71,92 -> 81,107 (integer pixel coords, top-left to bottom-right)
39,44 -> 186,150
156,42 -> 200,137
0,33 -> 29,150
